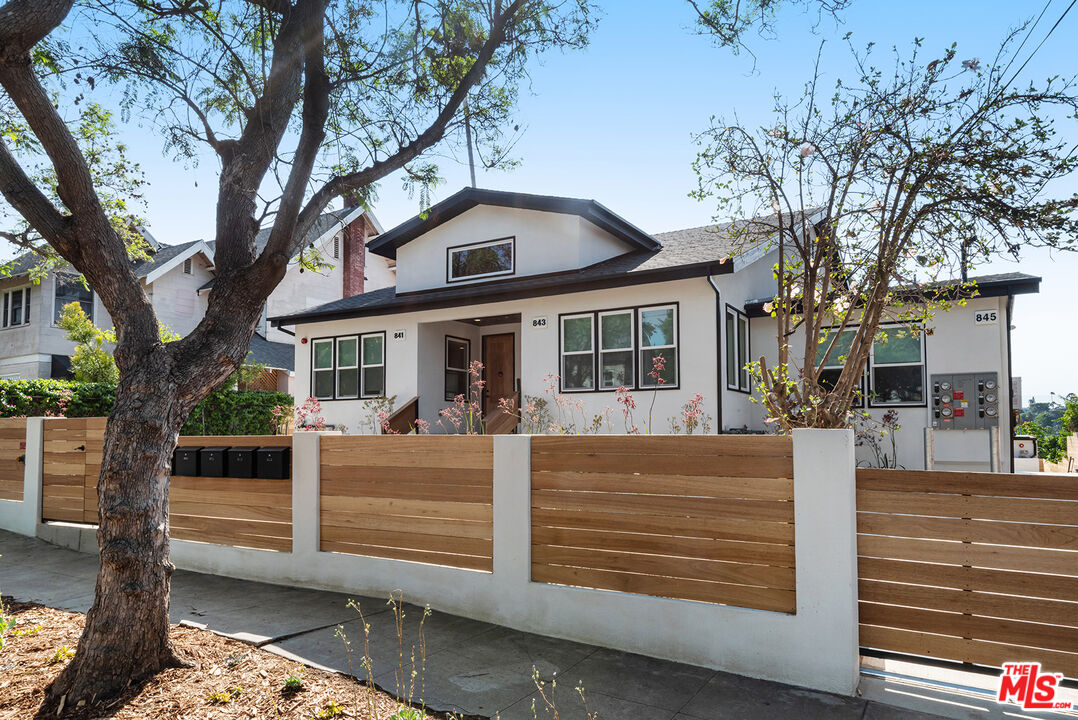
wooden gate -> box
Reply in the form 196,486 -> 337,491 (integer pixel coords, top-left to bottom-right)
856,468 -> 1078,678
41,417 -> 106,523
0,418 -> 27,501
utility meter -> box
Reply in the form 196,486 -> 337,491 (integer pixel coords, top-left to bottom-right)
930,372 -> 1000,430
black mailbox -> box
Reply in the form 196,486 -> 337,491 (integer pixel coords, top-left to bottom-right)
173,447 -> 202,476
227,446 -> 258,478
256,447 -> 290,479
199,446 -> 229,477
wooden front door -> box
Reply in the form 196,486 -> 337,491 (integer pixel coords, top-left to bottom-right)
481,333 -> 515,413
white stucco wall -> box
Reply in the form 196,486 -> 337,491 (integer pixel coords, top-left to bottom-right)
394,205 -> 632,293
147,253 -> 214,337
293,276 -> 726,433
746,294 -> 1013,470
265,236 -> 395,345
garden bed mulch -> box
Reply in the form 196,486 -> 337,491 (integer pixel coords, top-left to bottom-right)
0,598 -> 432,720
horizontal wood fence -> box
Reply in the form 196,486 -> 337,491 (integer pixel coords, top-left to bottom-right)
41,417 -> 105,523
39,420 -> 292,551
170,435 -> 292,552
0,418 -> 27,502
319,435 -> 494,571
856,468 -> 1078,678
530,435 -> 796,613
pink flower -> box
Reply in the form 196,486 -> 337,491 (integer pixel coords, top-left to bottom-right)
799,142 -> 816,158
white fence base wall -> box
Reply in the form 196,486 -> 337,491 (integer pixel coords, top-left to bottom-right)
4,424 -> 861,696
0,418 -> 42,538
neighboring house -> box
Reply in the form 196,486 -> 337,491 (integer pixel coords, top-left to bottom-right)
271,187 -> 1039,470
0,201 -> 392,393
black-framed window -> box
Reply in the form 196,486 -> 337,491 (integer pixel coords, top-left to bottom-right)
447,237 -> 515,282
639,304 -> 678,387
560,313 -> 595,391
1,287 -> 30,329
817,327 -> 865,407
311,331 -> 386,400
725,307 -> 750,392
445,336 -> 470,400
869,328 -> 925,406
599,310 -> 634,389
559,303 -> 679,393
54,274 -> 93,324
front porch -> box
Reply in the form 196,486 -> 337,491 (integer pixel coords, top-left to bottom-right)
383,311 -> 521,434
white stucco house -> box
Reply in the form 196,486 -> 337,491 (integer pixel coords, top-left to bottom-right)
271,187 -> 1039,470
0,202 -> 394,392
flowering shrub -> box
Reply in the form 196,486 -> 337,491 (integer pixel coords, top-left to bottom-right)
295,397 -> 327,431
668,393 -> 713,435
435,361 -> 486,434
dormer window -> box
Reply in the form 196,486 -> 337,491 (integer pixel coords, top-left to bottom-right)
447,237 -> 514,282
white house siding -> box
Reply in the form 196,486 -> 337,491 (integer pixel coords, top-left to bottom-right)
265,237 -> 394,345
147,254 -> 214,337
394,205 -> 631,293
293,277 -> 722,433
0,275 -> 45,378
746,294 -> 1012,470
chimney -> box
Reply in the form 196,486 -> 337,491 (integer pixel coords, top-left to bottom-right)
342,213 -> 367,298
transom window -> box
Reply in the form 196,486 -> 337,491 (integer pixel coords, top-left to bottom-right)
559,304 -> 679,392
725,307 -> 750,392
1,287 -> 30,329
447,237 -> 515,282
54,274 -> 93,324
445,336 -> 470,400
312,332 -> 386,400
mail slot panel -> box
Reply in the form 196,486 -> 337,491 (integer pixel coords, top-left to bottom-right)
256,447 -> 290,479
199,446 -> 229,477
172,447 -> 202,476
227,446 -> 258,478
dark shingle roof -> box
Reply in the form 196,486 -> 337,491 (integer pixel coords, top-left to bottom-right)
130,240 -> 203,277
207,209 -> 352,258
247,332 -> 294,371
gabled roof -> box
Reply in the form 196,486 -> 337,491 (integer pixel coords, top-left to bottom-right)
366,187 -> 662,260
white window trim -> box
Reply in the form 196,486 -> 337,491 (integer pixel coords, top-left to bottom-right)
598,310 -> 634,389
359,332 -> 385,398
312,338 -> 335,400
444,336 -> 470,401
868,326 -> 926,407
1,286 -> 31,330
447,237 -> 515,283
560,313 -> 595,391
638,304 -> 679,389
335,336 -> 359,399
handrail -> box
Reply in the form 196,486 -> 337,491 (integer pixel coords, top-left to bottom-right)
483,393 -> 519,435
384,396 -> 419,435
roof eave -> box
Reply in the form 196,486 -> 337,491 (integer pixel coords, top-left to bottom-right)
272,259 -> 732,327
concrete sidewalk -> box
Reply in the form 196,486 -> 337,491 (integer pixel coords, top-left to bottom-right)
0,530 -> 1008,719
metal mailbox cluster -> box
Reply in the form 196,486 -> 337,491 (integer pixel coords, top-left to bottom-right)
171,444 -> 290,479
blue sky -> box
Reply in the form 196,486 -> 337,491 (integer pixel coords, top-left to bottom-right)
29,1 -> 1078,403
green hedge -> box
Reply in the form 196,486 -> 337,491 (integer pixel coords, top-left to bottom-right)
0,379 -> 291,436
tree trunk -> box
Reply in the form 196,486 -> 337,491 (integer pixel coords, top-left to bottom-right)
48,349 -> 191,706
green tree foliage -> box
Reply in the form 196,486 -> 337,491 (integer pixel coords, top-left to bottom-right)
693,32 -> 1078,429
0,378 -> 290,435
56,300 -> 182,384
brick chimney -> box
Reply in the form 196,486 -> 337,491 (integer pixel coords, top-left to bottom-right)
342,200 -> 367,298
